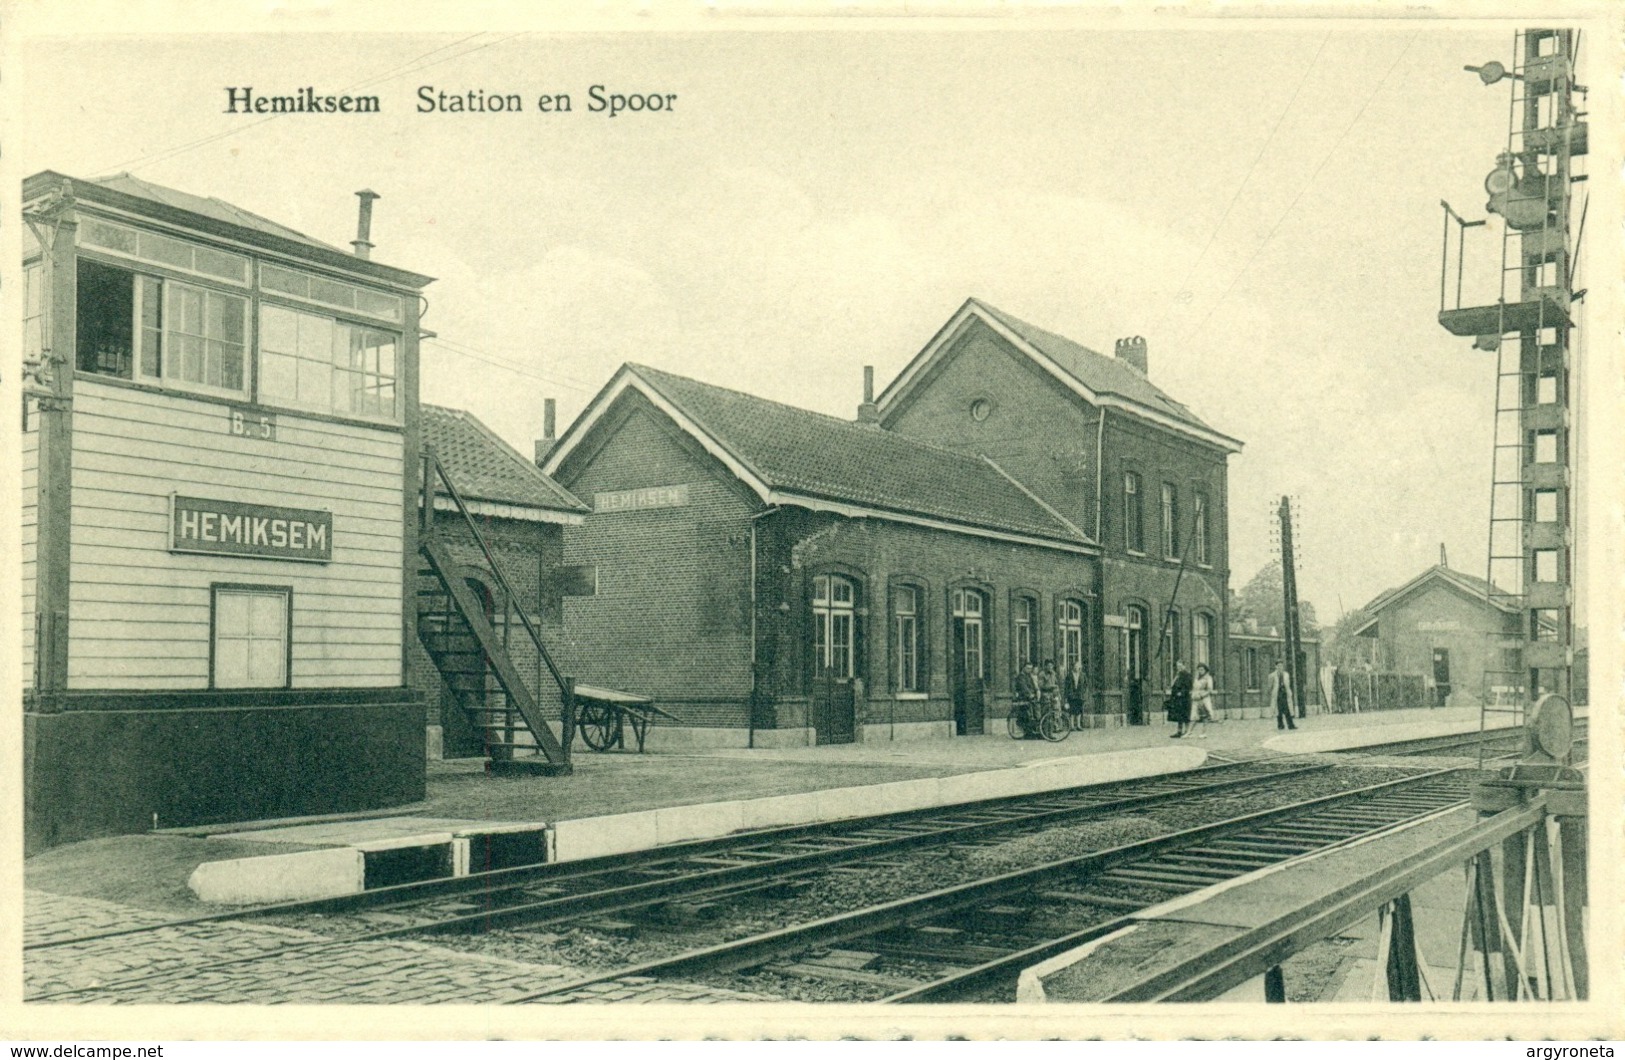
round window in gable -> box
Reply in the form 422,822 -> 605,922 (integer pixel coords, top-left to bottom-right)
969,398 -> 993,422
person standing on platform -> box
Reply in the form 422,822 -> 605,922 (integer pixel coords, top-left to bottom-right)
1267,658 -> 1297,730
1167,661 -> 1193,738
1038,660 -> 1061,719
1191,662 -> 1217,737
1064,660 -> 1086,730
1015,662 -> 1042,737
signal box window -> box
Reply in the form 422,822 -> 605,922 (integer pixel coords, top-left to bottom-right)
260,304 -> 399,422
76,259 -> 247,395
212,586 -> 291,689
1534,489 -> 1559,522
1531,609 -> 1559,642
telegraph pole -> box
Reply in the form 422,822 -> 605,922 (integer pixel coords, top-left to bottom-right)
1277,496 -> 1306,718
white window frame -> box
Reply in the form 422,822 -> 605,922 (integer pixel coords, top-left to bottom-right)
1161,482 -> 1179,559
1059,599 -> 1085,672
1193,491 -> 1209,566
211,585 -> 291,690
813,574 -> 857,680
258,301 -> 401,424
135,276 -> 251,399
894,585 -> 922,694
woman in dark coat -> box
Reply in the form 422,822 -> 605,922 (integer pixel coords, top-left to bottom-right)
1167,661 -> 1193,738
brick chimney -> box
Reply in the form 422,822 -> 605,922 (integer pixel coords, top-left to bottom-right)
533,398 -> 557,465
856,365 -> 880,425
1114,335 -> 1148,375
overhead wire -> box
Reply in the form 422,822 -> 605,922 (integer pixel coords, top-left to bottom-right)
424,337 -> 597,395
1150,30 -> 1334,338
1176,30 -> 1422,345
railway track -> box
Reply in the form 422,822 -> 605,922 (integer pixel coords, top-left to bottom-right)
1333,719 -> 1587,762
26,724 -> 1559,1004
504,768 -> 1473,1003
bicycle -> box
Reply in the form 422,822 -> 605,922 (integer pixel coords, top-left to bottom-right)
1007,698 -> 1069,742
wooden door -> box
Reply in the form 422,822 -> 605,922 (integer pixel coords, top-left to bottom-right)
951,589 -> 986,736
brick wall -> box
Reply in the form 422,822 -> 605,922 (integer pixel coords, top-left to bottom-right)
553,395 -> 756,729
881,318 -> 1234,711
758,509 -> 1101,731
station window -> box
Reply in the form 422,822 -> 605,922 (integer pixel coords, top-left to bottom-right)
1123,605 -> 1146,683
1058,599 -> 1085,673
212,585 -> 291,689
1244,648 -> 1260,690
812,574 -> 857,680
1193,612 -> 1213,670
259,304 -> 399,422
893,585 -> 923,694
1534,489 -> 1559,522
952,588 -> 987,682
1160,608 -> 1181,688
77,259 -> 248,396
1123,472 -> 1144,553
1014,595 -> 1037,671
1160,483 -> 1179,559
1193,491 -> 1209,565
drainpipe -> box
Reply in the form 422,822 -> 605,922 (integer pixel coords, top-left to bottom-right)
1094,408 -> 1107,541
748,506 -> 781,749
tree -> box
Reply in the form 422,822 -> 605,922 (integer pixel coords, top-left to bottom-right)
1231,560 -> 1319,638
1321,608 -> 1376,669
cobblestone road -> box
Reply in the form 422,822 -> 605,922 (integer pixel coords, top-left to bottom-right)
25,891 -> 770,1005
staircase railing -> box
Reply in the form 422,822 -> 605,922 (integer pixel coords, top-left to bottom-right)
420,446 -> 575,764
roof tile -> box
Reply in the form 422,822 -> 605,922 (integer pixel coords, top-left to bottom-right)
628,364 -> 1088,546
423,405 -> 586,513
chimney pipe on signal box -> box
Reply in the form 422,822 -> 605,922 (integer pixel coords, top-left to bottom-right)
352,189 -> 380,259
535,398 -> 558,466
857,366 -> 879,425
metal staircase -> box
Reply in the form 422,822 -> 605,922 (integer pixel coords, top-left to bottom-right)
1438,29 -> 1585,749
417,449 -> 573,775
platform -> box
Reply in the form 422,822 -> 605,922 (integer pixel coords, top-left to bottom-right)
25,704 -> 1497,911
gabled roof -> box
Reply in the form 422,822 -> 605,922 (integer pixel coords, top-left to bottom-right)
1351,564 -> 1517,636
23,169 -> 434,288
544,363 -> 1094,553
424,404 -> 587,524
877,297 -> 1242,452
92,172 -> 341,254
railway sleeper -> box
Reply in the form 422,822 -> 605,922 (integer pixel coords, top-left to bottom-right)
763,961 -> 923,991
1124,861 -> 1236,884
1155,852 -> 1275,872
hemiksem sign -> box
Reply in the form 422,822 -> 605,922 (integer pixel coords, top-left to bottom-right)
170,495 -> 333,563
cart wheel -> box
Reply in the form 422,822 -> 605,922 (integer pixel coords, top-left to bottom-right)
578,703 -> 619,751
1007,710 -> 1026,740
1040,710 -> 1068,742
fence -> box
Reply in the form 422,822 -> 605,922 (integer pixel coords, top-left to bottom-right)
1328,670 -> 1428,713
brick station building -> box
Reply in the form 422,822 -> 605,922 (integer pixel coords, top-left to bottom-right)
541,299 -> 1241,746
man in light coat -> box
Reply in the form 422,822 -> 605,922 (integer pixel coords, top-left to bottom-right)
1266,659 -> 1297,730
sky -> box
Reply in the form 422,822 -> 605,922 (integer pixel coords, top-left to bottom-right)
10,10 -> 1605,621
